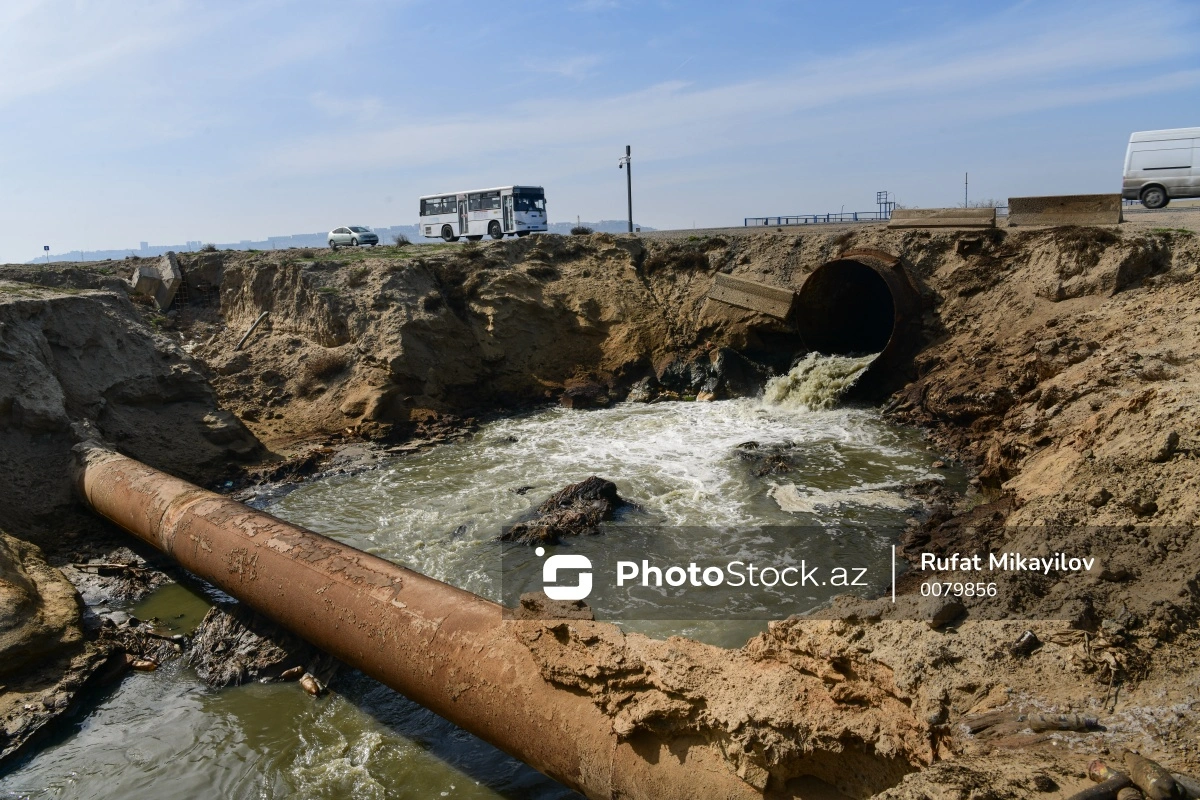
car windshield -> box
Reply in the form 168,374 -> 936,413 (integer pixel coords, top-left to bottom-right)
350,226 -> 371,232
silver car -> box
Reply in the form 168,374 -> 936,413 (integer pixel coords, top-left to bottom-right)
327,226 -> 379,249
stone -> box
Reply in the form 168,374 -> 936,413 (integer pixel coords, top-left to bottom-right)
1149,431 -> 1179,463
921,596 -> 965,629
500,476 -> 624,545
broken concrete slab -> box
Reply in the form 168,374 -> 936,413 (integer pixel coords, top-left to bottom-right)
706,273 -> 797,319
128,252 -> 183,310
153,253 -> 182,309
129,265 -> 161,297
887,208 -> 996,229
1007,194 -> 1124,226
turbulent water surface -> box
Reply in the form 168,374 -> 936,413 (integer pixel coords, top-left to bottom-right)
2,359 -> 959,800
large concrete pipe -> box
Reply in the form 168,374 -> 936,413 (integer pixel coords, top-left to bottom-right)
73,445 -> 762,800
794,249 -> 923,394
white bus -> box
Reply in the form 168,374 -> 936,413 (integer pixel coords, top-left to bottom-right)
418,185 -> 547,241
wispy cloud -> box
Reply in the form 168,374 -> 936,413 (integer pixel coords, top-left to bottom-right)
260,2 -> 1200,176
0,1 -> 179,106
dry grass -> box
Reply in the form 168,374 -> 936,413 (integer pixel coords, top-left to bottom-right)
293,349 -> 349,396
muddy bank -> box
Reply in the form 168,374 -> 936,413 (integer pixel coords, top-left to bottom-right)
0,281 -> 261,542
1,223 -> 1199,796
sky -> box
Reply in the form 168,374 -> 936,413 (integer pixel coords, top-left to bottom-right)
2,0 -> 1199,263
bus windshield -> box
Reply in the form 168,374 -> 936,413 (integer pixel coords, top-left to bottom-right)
513,194 -> 545,212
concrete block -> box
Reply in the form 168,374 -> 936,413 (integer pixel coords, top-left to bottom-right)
129,265 -> 161,297
1007,194 -> 1123,227
706,273 -> 797,319
887,208 -> 996,229
153,252 -> 182,310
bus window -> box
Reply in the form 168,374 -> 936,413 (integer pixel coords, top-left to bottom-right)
468,194 -> 482,211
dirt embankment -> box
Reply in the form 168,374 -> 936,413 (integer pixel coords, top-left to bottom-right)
0,277 -> 265,761
1,222 -> 1199,797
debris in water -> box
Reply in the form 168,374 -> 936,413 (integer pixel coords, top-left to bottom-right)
500,476 -> 624,545
735,441 -> 799,476
768,483 -> 917,514
762,352 -> 878,410
299,672 -> 325,697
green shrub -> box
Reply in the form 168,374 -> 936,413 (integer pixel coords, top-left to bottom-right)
570,226 -> 593,236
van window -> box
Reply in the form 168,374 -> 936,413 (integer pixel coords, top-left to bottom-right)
1131,143 -> 1193,171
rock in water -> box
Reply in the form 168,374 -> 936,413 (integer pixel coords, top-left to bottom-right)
500,476 -> 624,545
187,602 -> 336,688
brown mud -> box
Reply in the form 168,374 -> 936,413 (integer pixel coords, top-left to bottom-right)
1,221 -> 1199,797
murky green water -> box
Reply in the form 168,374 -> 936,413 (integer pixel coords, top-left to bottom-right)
1,368 -> 958,800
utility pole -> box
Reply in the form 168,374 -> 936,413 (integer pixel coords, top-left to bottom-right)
964,172 -> 969,208
618,145 -> 632,233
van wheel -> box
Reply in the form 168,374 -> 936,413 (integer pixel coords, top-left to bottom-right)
488,221 -> 503,240
441,225 -> 458,242
1140,185 -> 1169,210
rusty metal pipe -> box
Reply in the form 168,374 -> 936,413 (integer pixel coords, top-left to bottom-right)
74,444 -> 760,800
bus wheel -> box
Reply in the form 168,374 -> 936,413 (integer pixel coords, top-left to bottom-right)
441,225 -> 458,242
488,221 -> 503,240
1140,185 -> 1169,210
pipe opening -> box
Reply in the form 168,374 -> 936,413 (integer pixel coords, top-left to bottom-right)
795,260 -> 896,356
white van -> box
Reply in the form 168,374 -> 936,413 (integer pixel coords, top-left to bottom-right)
1123,127 -> 1200,209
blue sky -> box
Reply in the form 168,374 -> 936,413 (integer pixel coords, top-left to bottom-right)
2,0 -> 1198,262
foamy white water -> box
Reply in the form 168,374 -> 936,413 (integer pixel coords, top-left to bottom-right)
762,352 -> 878,410
270,392 -> 937,606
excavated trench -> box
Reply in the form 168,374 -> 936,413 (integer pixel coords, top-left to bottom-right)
6,223 -> 1200,799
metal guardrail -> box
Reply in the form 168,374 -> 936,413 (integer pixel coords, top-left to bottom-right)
746,207 -> 1010,227
744,212 -> 889,226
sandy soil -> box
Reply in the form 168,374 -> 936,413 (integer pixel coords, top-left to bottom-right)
1,219 -> 1198,797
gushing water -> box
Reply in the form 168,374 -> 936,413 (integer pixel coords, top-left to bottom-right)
762,352 -> 878,410
1,363 -> 958,800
